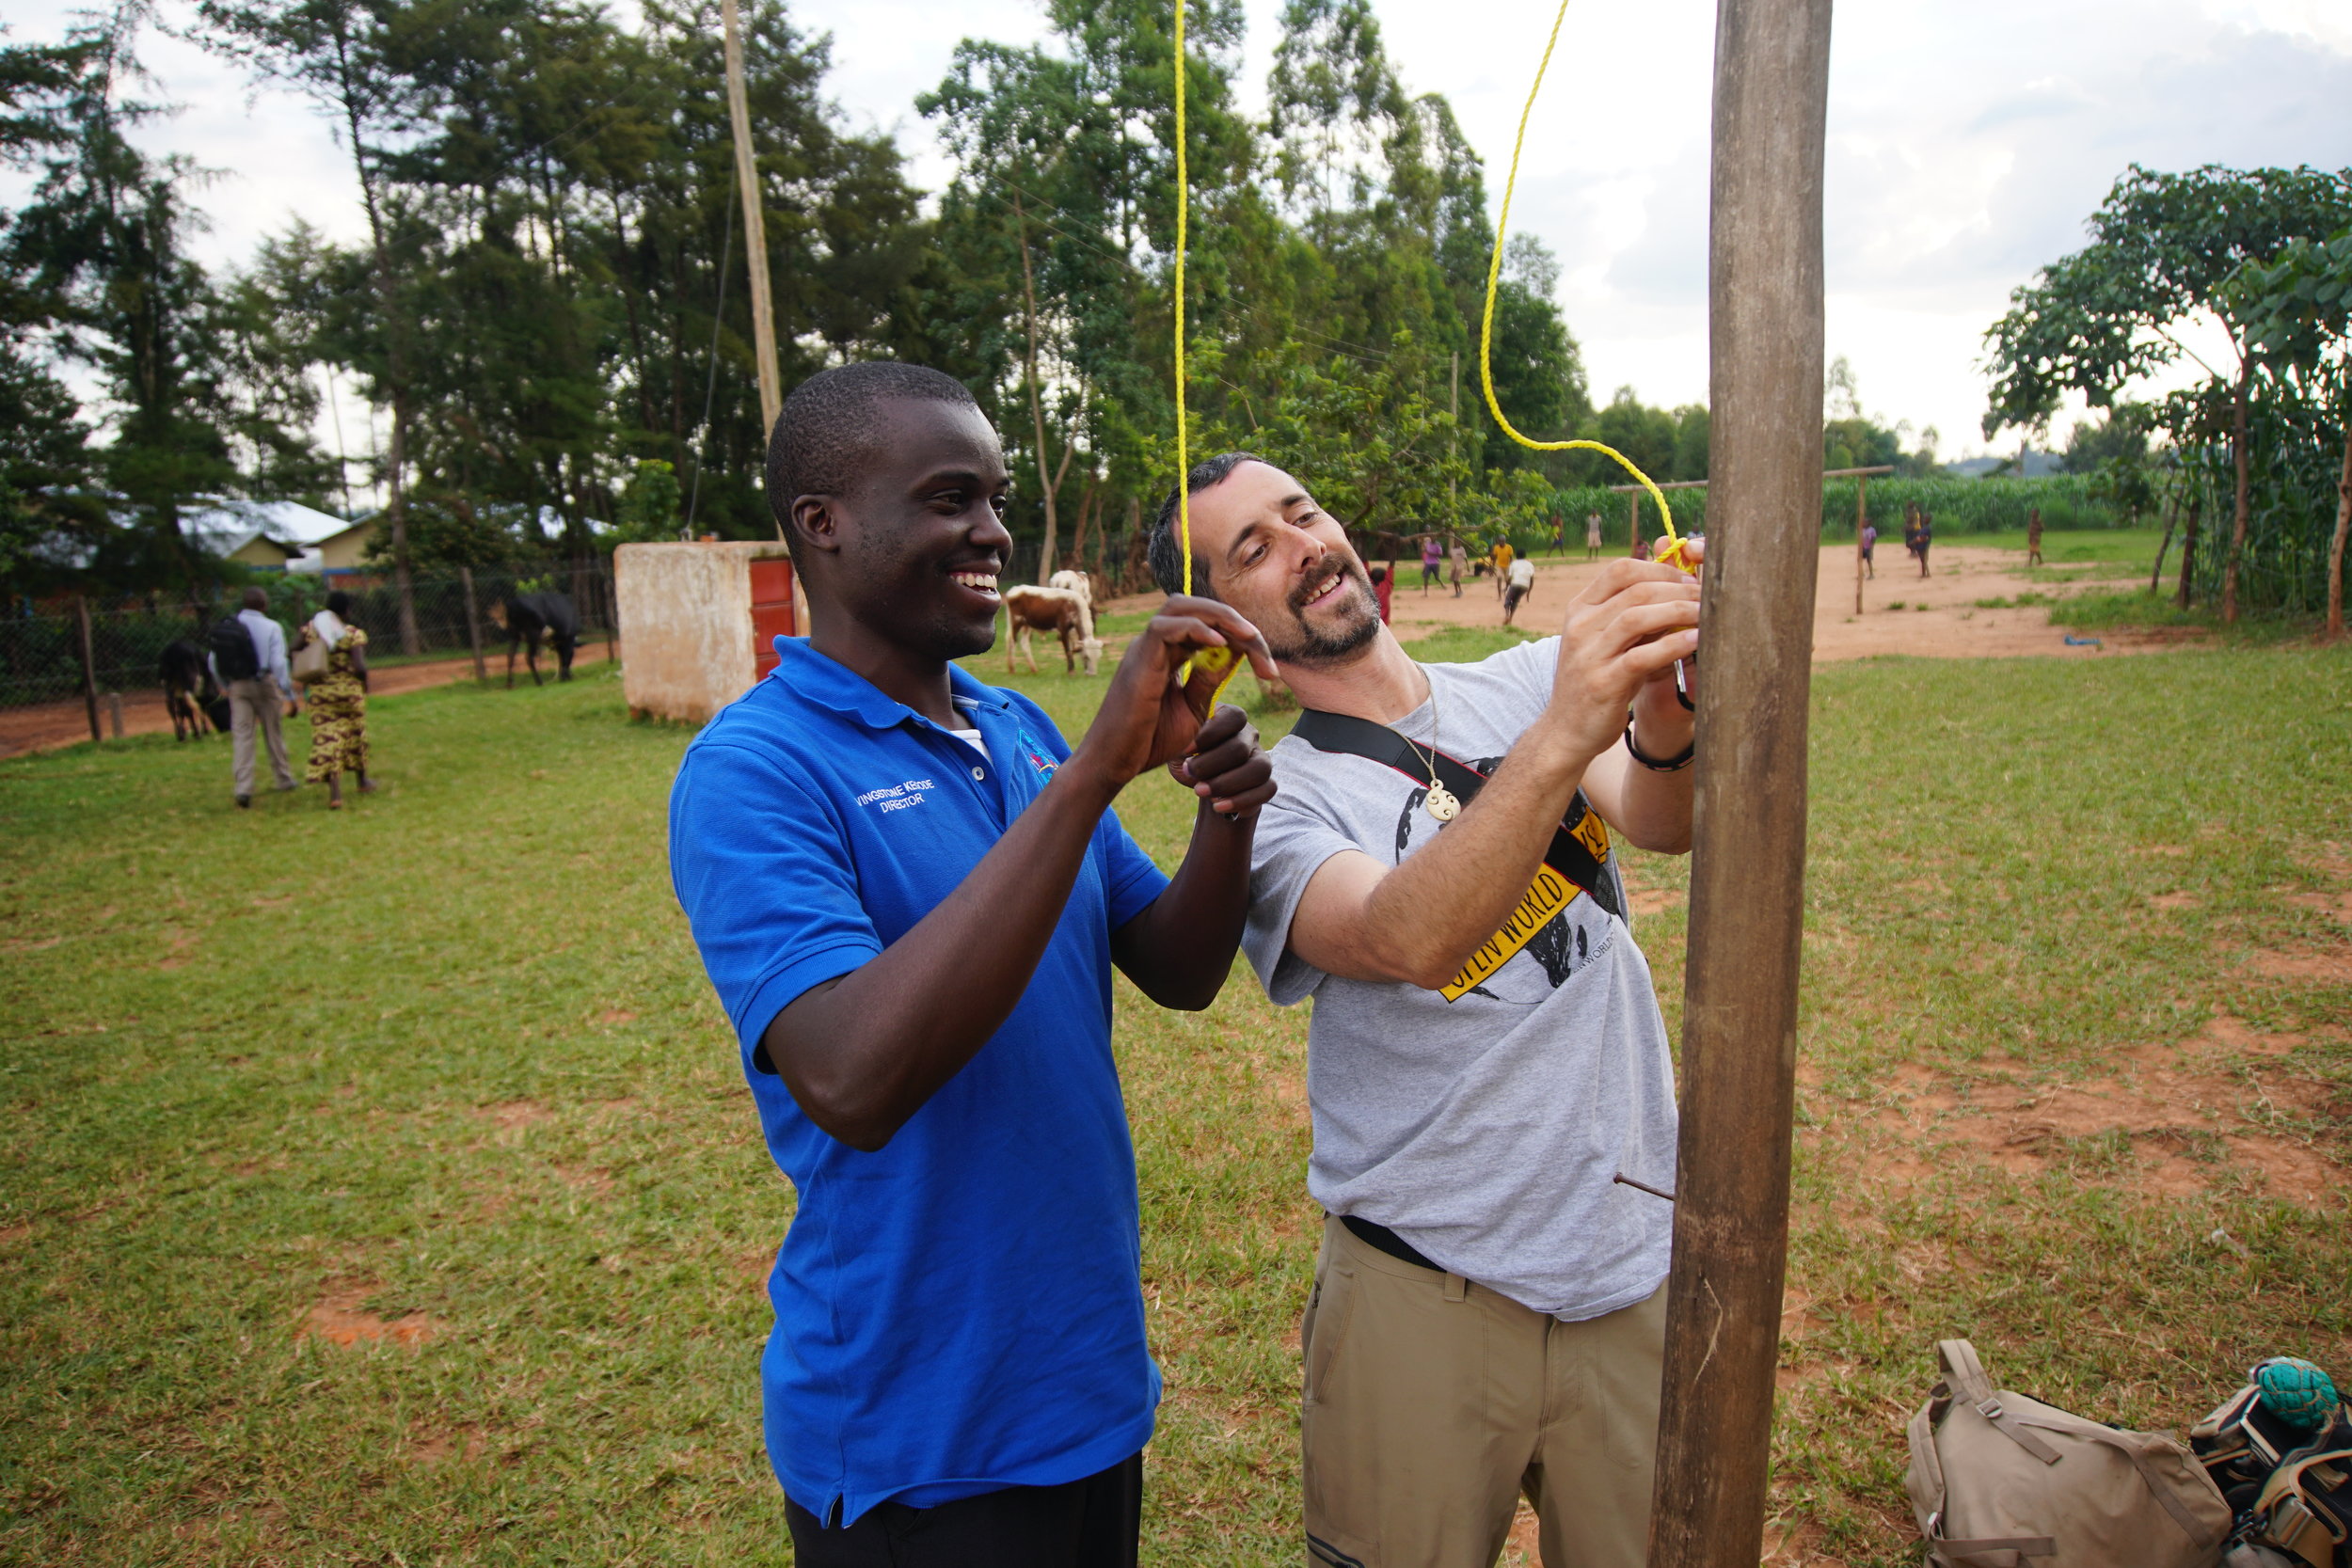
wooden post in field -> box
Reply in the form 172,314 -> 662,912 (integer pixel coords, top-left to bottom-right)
460,567 -> 486,683
723,0 -> 780,440
109,691 -> 124,738
1854,472 -> 1868,614
722,0 -> 808,633
1647,0 -> 1832,1561
74,594 -> 103,744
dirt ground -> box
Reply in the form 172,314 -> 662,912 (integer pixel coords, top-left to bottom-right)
0,644 -> 613,758
1111,544 -> 2187,662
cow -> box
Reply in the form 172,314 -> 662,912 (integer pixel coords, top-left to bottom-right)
486,591 -> 580,687
159,638 -> 221,740
1002,584 -> 1102,676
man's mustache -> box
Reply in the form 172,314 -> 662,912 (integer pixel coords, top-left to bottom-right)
1288,557 -> 1368,612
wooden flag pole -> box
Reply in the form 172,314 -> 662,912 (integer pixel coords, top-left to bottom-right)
722,0 -> 806,631
722,0 -> 781,440
1647,0 -> 1833,1561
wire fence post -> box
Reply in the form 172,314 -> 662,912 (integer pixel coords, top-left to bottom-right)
460,567 -> 486,683
74,594 -> 103,744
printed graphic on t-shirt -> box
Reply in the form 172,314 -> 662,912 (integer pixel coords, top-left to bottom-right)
1393,753 -> 1616,1004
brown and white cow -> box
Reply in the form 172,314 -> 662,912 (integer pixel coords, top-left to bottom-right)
1002,584 -> 1102,675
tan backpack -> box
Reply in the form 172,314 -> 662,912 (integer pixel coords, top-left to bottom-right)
1905,1338 -> 2233,1567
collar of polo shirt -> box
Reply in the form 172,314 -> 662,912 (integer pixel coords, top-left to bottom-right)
771,637 -> 1016,734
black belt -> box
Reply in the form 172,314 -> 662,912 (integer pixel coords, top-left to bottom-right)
1339,1214 -> 1442,1273
1291,707 -> 1624,922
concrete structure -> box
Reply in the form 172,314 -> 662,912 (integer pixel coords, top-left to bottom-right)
614,540 -> 799,724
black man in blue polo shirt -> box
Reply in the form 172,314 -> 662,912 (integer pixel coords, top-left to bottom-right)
668,362 -> 1279,1567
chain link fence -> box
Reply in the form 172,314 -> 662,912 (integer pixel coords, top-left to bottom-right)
2,562 -> 618,717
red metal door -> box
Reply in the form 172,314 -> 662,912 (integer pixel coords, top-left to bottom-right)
750,557 -> 796,678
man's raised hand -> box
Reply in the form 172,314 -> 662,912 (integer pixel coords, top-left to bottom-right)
1540,555 -> 1702,764
1071,596 -> 1279,798
1169,705 -> 1276,821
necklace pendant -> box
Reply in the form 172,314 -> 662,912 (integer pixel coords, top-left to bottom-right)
1424,784 -> 1460,822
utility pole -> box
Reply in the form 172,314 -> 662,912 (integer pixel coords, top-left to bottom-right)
1647,0 -> 1833,1564
723,0 -> 805,629
723,0 -> 781,443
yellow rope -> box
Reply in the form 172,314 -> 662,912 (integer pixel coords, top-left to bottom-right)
1173,0 -> 1194,598
1476,0 -> 1690,570
1164,0 -> 1682,681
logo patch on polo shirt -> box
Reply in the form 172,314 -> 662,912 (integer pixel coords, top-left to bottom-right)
852,778 -> 938,813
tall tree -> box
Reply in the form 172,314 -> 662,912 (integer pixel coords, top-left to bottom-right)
197,0 -> 429,646
2234,227 -> 2352,638
5,10 -> 321,599
1983,163 -> 2352,621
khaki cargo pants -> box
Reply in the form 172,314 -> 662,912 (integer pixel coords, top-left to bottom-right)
1301,1216 -> 1664,1568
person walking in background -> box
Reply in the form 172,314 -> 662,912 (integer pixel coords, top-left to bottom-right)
1421,534 -> 1442,594
209,585 -> 296,809
1902,503 -> 1920,565
1916,509 -> 1934,578
296,590 -> 375,809
1584,511 -> 1603,561
1502,551 -> 1536,626
1491,539 -> 1514,599
2026,506 -> 2043,566
1861,517 -> 1877,578
1369,564 -> 1392,626
1449,538 -> 1468,598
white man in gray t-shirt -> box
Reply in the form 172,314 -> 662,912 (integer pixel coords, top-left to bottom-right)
1150,452 -> 1699,1568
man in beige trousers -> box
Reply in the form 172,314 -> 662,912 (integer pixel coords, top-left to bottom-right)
1152,452 -> 1701,1568
209,586 -> 298,808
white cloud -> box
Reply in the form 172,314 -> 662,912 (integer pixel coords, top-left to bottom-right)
7,0 -> 2348,473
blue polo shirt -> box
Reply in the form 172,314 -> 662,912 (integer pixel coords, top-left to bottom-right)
667,638 -> 1169,1528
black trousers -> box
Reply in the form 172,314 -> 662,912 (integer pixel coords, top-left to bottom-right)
786,1453 -> 1142,1568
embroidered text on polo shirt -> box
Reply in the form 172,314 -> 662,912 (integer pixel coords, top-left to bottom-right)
852,777 -> 940,812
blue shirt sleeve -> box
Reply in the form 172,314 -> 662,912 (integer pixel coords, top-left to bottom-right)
1098,808 -> 1170,930
669,738 -> 882,1051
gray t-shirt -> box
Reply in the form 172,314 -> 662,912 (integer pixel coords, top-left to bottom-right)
1243,637 -> 1677,1321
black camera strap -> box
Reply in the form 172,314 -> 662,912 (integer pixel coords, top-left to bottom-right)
1292,706 -> 1624,923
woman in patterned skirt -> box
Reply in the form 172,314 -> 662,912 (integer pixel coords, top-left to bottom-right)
297,591 -> 374,808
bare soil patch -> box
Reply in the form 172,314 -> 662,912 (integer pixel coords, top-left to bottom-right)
301,1284 -> 442,1349
1852,1018 -> 2344,1207
2252,947 -> 2352,983
475,1099 -> 552,1130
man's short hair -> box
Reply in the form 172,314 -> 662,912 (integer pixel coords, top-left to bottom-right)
766,362 -> 979,535
241,586 -> 268,610
1148,451 -> 1263,596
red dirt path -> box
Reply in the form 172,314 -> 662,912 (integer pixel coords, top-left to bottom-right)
0,644 -> 612,759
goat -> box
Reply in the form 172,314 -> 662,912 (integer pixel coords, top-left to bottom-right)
486,591 -> 580,687
1002,584 -> 1102,675
159,639 -> 221,740
1047,568 -> 1092,604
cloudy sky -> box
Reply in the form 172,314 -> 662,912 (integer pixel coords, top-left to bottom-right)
11,0 -> 2352,472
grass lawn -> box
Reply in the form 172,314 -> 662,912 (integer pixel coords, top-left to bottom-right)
3,641 -> 2347,1565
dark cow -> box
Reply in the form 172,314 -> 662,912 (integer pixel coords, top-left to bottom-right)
159,639 -> 222,740
487,591 -> 580,687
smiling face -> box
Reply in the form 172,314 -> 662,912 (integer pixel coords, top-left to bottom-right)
1184,460 -> 1381,668
794,398 -> 1013,661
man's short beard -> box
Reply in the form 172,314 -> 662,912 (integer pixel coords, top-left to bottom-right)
1265,561 -> 1382,668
